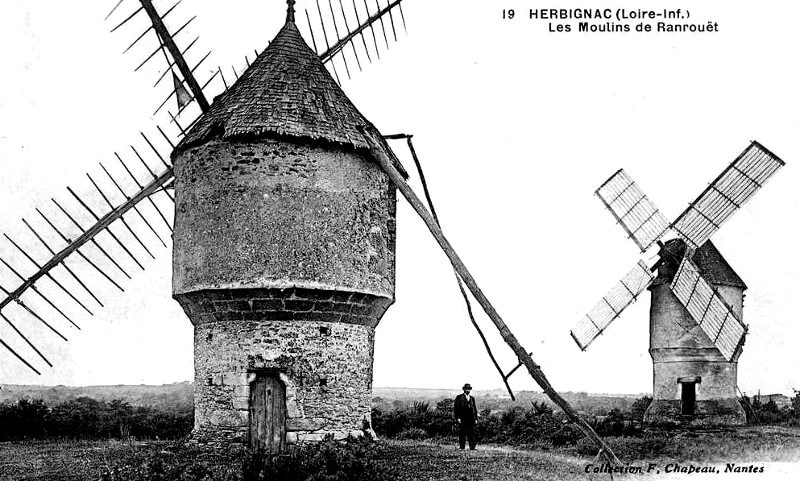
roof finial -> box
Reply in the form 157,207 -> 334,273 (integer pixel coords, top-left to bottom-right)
286,0 -> 296,23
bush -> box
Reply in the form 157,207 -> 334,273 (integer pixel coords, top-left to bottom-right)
254,436 -> 398,481
741,395 -> 797,425
630,396 -> 652,422
374,398 -> 588,448
0,398 -> 48,439
0,397 -> 192,441
396,427 -> 427,440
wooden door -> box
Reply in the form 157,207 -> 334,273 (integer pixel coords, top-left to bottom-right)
249,373 -> 286,455
681,382 -> 696,415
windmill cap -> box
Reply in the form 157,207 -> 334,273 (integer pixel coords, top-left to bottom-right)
462,383 -> 472,390
173,14 -> 407,178
654,239 -> 746,289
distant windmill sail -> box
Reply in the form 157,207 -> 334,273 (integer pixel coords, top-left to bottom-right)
571,260 -> 655,350
572,141 -> 785,355
671,141 -> 785,250
595,169 -> 670,253
670,255 -> 748,361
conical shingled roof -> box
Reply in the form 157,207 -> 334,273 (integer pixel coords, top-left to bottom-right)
655,239 -> 747,289
175,16 -> 398,169
691,240 -> 746,289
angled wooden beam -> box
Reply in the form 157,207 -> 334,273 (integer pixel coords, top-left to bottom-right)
362,128 -> 622,466
320,0 -> 404,63
0,168 -> 172,312
138,0 -> 209,112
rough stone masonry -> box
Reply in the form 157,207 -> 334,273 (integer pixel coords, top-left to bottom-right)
170,12 -> 404,448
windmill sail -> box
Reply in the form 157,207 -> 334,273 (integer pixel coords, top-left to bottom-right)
595,169 -> 670,253
2,2 -> 409,375
108,0 -> 216,121
302,0 -> 407,82
0,129 -> 176,374
671,141 -> 785,250
570,260 -> 655,350
670,255 -> 747,362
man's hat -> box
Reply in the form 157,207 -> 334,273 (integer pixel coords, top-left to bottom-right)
462,383 -> 472,390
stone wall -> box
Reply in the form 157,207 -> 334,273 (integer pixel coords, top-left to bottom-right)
179,287 -> 387,445
645,281 -> 746,426
173,135 -> 396,298
172,134 -> 397,446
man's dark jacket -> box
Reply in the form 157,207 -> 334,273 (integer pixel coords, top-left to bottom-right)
454,394 -> 478,424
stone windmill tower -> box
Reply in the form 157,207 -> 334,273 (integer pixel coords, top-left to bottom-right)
169,4 -> 411,450
570,142 -> 784,426
645,240 -> 747,425
0,0 -> 410,455
7,0 -> 788,464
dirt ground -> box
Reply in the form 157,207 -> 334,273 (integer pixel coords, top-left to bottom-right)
1,426 -> 799,480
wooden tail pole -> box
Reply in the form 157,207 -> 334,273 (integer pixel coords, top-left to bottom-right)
364,132 -> 622,466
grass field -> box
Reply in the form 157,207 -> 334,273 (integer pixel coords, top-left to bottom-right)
1,426 -> 799,480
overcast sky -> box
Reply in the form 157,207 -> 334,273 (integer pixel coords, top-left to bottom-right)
1,1 -> 798,396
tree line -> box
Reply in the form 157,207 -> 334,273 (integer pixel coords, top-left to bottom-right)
372,392 -> 800,446
0,397 -> 192,441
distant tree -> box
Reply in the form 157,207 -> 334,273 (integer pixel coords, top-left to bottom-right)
0,399 -> 49,440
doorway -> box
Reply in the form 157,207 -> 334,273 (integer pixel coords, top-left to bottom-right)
680,382 -> 696,415
249,372 -> 286,455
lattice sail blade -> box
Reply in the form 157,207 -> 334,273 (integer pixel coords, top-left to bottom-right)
671,141 -> 785,250
107,0 -> 217,121
302,0 -> 407,76
670,255 -> 747,361
571,260 -> 655,350
0,128 -> 177,374
596,169 -> 670,253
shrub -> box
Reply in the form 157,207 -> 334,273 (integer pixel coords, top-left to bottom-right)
741,395 -> 796,425
396,427 -> 427,440
0,397 -> 192,441
254,436 -> 399,481
630,396 -> 652,422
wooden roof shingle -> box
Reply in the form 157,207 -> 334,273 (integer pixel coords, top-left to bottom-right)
175,16 -> 406,177
656,239 -> 747,289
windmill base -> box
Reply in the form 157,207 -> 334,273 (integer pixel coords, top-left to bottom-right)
175,288 -> 391,450
643,398 -> 746,427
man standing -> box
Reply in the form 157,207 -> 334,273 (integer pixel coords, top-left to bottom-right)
454,383 -> 478,450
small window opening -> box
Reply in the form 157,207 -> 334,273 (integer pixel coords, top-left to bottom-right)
319,326 -> 330,336
319,378 -> 328,387
207,377 -> 214,386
